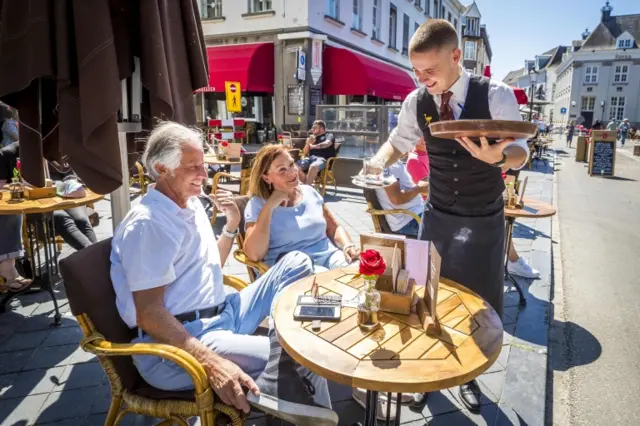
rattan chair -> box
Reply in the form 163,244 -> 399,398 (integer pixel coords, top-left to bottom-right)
313,143 -> 342,197
59,239 -> 248,426
230,196 -> 269,283
362,188 -> 422,238
209,153 -> 257,226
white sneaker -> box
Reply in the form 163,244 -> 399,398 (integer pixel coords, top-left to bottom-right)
508,257 -> 540,279
352,388 -> 396,421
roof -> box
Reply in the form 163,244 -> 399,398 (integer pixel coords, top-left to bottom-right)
582,14 -> 640,50
503,68 -> 524,84
545,46 -> 568,68
541,47 -> 557,56
481,26 -> 492,61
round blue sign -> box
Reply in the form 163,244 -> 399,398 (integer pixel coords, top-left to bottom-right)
560,107 -> 567,114
300,55 -> 305,66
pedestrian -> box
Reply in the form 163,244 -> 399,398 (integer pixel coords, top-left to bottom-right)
367,19 -> 530,412
592,120 -> 603,130
619,118 -> 630,147
566,121 -> 575,148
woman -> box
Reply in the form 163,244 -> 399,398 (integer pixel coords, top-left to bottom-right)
406,136 -> 429,199
243,145 -> 359,272
566,121 -> 575,148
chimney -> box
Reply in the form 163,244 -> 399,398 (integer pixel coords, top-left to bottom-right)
601,1 -> 613,22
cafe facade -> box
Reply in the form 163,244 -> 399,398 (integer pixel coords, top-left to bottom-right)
195,0 -> 465,140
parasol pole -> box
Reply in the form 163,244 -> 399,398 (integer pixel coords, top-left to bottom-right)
111,58 -> 142,230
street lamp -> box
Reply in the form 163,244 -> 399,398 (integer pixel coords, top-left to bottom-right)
600,100 -> 606,121
528,69 -> 538,121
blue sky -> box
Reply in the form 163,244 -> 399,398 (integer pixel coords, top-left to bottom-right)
476,0 -> 639,81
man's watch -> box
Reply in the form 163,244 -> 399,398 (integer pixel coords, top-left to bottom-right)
222,225 -> 239,239
491,153 -> 507,168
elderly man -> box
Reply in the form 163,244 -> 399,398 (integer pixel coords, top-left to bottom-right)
110,122 -> 337,426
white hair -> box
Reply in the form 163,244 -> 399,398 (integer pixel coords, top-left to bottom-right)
142,121 -> 203,180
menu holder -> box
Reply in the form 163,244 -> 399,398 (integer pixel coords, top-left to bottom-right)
515,176 -> 528,209
416,242 -> 442,332
588,131 -> 616,177
25,187 -> 58,200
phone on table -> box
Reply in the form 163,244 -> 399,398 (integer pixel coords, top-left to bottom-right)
293,304 -> 341,322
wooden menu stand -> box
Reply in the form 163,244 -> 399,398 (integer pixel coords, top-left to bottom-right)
415,242 -> 442,333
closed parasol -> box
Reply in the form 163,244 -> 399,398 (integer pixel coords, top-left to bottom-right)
0,0 -> 208,193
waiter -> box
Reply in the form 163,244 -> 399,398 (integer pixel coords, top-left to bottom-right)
369,20 -> 528,411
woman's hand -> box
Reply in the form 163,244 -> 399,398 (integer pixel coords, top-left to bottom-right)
266,189 -> 290,209
211,190 -> 240,231
344,245 -> 361,263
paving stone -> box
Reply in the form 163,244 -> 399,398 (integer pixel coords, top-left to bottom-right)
512,301 -> 549,352
0,349 -> 35,374
503,322 -> 516,346
0,366 -> 65,398
59,363 -> 106,390
332,397 -> 425,426
43,327 -> 83,347
478,370 -> 506,404
36,387 -> 96,424
424,403 -> 498,425
0,393 -> 48,426
328,380 -> 353,403
18,313 -> 78,332
420,389 -> 464,418
23,344 -> 78,371
37,417 -> 86,426
0,329 -> 52,353
501,306 -> 519,326
90,384 -> 113,414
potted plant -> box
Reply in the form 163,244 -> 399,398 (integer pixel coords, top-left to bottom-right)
356,249 -> 386,331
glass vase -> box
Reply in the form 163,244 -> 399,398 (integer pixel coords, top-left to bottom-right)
9,177 -> 24,201
357,277 -> 381,331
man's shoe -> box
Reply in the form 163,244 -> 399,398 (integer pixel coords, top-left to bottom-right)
408,392 -> 428,408
249,327 -> 338,426
352,388 -> 396,421
458,380 -> 482,413
508,257 -> 540,279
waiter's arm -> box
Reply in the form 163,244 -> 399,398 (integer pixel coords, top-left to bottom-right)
489,83 -> 530,170
373,90 -> 423,168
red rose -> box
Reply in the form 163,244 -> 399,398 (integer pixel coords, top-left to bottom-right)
16,159 -> 21,170
359,249 -> 386,276
220,141 -> 229,147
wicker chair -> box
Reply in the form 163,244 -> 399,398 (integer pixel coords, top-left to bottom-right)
209,153 -> 257,226
59,239 -> 248,426
362,188 -> 422,238
313,143 -> 342,197
230,196 -> 269,283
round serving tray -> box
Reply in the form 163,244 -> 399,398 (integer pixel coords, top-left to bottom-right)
429,120 -> 538,140
351,175 -> 396,189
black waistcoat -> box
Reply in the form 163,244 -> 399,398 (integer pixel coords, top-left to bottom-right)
416,75 -> 504,217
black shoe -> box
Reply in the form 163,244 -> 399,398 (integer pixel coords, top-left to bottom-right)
458,380 -> 482,413
249,327 -> 338,426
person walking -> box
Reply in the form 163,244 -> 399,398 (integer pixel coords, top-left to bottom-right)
566,121 -> 575,148
619,119 -> 630,147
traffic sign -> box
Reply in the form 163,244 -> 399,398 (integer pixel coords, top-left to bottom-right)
225,82 -> 242,113
560,107 -> 567,114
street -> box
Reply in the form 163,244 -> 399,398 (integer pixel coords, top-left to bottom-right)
553,139 -> 640,425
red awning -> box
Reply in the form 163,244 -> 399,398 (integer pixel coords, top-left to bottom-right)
198,42 -> 274,93
512,87 -> 529,105
323,46 -> 416,101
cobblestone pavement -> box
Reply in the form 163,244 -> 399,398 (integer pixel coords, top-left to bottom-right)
0,157 -> 555,425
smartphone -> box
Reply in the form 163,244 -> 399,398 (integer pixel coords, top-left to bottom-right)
293,304 -> 341,322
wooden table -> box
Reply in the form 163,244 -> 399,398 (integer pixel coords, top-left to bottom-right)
504,198 -> 557,306
273,269 -> 503,426
0,190 -> 104,324
203,154 -> 241,166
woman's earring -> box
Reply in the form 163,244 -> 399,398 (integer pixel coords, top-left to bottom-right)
268,183 -> 273,191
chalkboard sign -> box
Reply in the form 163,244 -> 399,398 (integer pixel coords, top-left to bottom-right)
588,140 -> 615,176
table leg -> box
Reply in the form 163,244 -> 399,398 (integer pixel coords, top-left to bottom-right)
28,214 -> 62,325
504,217 -> 526,306
394,393 -> 402,426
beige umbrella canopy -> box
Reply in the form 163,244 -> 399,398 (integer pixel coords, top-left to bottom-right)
0,0 -> 208,193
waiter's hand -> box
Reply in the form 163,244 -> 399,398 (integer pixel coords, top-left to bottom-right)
455,137 -> 514,165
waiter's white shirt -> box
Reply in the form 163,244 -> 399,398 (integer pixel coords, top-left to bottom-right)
388,68 -> 529,169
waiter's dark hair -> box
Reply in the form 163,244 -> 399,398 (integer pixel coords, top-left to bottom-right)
409,19 -> 458,54
312,120 -> 326,130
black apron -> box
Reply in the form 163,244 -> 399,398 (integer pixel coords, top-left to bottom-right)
416,76 -> 505,317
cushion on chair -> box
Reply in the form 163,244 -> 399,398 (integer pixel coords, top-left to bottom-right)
59,238 -> 142,391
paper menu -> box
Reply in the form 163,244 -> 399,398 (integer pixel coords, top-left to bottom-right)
404,239 -> 430,287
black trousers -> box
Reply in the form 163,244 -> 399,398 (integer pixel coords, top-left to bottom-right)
53,207 -> 97,251
418,203 -> 505,318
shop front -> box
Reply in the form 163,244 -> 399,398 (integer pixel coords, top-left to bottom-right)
195,42 -> 276,143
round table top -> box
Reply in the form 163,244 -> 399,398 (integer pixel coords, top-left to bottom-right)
429,120 -> 537,140
272,268 -> 503,394
204,154 -> 242,166
0,190 -> 104,215
504,197 -> 556,219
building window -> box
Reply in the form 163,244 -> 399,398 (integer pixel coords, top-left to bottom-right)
327,0 -> 339,19
587,87 -> 593,92
617,39 -> 632,49
454,18 -> 458,29
447,11 -> 452,22
198,0 -> 223,19
352,0 -> 362,29
249,0 -> 272,13
434,0 -> 438,17
425,0 -> 430,16
389,4 -> 397,49
415,0 -> 422,9
464,41 -> 476,60
581,97 -> 595,111
614,65 -> 628,83
402,14 -> 410,55
609,97 -> 625,120
441,5 -> 445,19
584,66 -> 598,84
372,0 -> 381,40
415,22 -> 419,34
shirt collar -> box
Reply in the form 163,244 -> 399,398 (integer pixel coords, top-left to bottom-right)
143,186 -> 198,217
434,67 -> 471,107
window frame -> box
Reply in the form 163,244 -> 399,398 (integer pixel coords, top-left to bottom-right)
351,0 -> 362,30
581,96 -> 595,112
402,13 -> 410,55
249,0 -> 272,13
327,0 -> 340,19
388,3 -> 398,49
613,64 -> 629,83
609,96 -> 626,121
584,66 -> 598,84
464,40 -> 476,61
